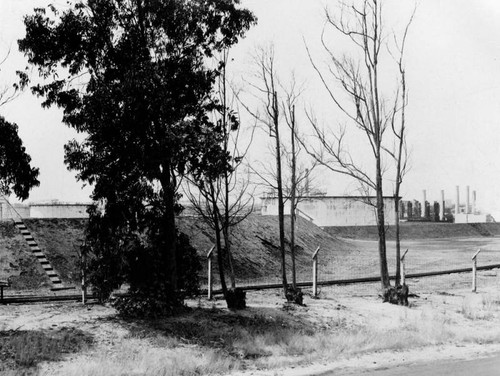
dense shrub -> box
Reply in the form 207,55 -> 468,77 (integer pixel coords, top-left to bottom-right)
285,286 -> 304,305
177,232 -> 202,298
226,288 -> 246,310
83,205 -> 202,316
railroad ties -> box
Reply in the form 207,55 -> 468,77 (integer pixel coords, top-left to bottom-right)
14,219 -> 65,289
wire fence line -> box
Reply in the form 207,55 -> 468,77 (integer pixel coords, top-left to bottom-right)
204,237 -> 500,294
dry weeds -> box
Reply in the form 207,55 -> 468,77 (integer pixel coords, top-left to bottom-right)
0,272 -> 498,376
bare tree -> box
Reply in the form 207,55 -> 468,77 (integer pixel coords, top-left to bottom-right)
185,49 -> 254,308
239,46 -> 289,297
282,82 -> 319,289
386,10 -> 414,286
302,0 -> 413,290
241,47 -> 319,302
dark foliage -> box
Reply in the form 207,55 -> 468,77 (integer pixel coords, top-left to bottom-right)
112,281 -> 185,318
0,116 -> 39,200
285,286 -> 304,305
84,202 -> 202,311
177,231 -> 202,297
113,229 -> 202,318
19,0 -> 255,307
226,287 -> 246,310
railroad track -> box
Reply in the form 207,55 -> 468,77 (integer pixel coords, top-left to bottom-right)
0,293 -> 99,305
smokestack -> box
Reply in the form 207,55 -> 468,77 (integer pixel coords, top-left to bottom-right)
466,186 -> 470,215
440,190 -> 445,221
456,186 -> 460,216
473,190 -> 476,214
422,189 -> 427,218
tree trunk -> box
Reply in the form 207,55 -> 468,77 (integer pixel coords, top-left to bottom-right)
375,161 -> 390,289
394,197 -> 401,286
223,225 -> 236,289
290,105 -> 297,289
273,91 -> 288,295
215,227 -> 228,300
163,179 -> 178,291
211,191 -> 229,300
221,53 -> 236,290
290,204 -> 296,289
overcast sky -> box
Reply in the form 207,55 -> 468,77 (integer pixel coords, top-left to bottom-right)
1,1 -> 500,217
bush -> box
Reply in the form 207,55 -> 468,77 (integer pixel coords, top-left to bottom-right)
112,232 -> 201,318
285,286 -> 304,305
83,199 -> 202,316
112,281 -> 184,318
226,288 -> 246,310
176,232 -> 202,298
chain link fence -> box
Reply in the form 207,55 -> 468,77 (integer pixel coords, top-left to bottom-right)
205,236 -> 500,295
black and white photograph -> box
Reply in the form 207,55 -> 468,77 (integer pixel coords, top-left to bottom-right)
1,1 -> 500,375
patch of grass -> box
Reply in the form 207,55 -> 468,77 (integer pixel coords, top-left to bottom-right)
47,338 -> 241,376
460,297 -> 494,321
482,294 -> 500,311
126,308 -> 315,358
120,306 -> 460,372
0,328 -> 93,373
44,300 -> 500,376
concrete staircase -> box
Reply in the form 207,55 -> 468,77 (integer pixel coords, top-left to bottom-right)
14,219 -> 64,288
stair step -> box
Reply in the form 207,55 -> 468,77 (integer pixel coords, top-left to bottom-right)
13,218 -> 64,289
51,286 -> 75,291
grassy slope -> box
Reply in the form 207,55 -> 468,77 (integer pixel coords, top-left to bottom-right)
25,218 -> 87,286
0,221 -> 48,289
325,222 -> 500,240
178,214 -> 351,284
1,215 -> 349,290
4,216 -> 499,291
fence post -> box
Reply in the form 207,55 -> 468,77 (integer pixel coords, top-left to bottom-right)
472,248 -> 481,292
400,249 -> 409,285
312,246 -> 320,297
207,246 -> 215,299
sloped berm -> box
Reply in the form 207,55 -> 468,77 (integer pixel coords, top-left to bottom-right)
0,215 -> 349,292
178,214 -> 351,284
324,221 -> 500,240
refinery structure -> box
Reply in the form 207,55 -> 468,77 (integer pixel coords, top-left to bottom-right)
261,185 -> 491,227
0,185 -> 492,225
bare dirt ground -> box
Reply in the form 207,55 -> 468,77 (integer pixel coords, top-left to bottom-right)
3,219 -> 500,375
2,271 -> 500,375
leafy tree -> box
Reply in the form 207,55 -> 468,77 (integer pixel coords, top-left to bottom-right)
0,51 -> 38,202
0,116 -> 40,200
18,0 -> 255,307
